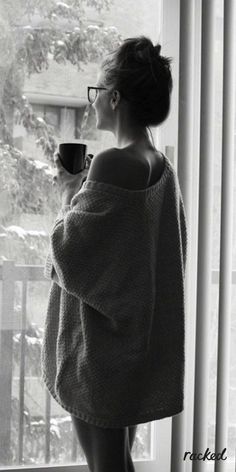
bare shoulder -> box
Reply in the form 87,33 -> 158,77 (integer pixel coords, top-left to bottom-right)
87,147 -> 150,190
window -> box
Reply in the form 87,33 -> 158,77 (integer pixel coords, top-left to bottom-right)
0,0 -> 235,470
0,0 -> 162,470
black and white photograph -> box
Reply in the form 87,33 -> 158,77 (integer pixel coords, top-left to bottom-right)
0,0 -> 235,471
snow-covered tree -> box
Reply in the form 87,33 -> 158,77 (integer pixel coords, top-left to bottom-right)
0,0 -> 122,236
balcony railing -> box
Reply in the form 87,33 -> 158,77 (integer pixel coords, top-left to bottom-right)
0,261 -> 235,470
0,260 -> 156,469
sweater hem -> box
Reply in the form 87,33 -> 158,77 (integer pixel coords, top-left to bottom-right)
41,371 -> 184,428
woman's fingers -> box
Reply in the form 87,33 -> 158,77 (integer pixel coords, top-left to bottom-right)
85,154 -> 93,169
53,152 -> 60,164
52,154 -> 61,186
53,152 -> 63,170
52,151 -> 90,192
52,175 -> 57,186
53,152 -> 71,177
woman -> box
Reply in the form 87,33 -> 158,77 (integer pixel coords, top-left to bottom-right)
44,36 -> 187,472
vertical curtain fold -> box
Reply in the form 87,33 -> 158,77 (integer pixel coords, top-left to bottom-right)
214,1 -> 236,471
172,0 -> 194,471
192,1 -> 216,471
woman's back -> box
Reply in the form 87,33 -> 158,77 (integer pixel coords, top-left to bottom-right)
88,145 -> 166,191
123,144 -> 165,188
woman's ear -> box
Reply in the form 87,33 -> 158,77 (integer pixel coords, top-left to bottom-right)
111,90 -> 121,110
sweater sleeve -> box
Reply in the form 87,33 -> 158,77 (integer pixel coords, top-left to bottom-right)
44,205 -> 72,284
43,187 -> 149,323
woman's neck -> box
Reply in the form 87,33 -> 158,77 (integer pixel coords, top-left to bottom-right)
115,129 -> 152,150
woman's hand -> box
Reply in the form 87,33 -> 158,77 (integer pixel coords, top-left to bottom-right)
53,152 -> 92,205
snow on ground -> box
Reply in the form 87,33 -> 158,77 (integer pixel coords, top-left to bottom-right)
0,225 -> 47,239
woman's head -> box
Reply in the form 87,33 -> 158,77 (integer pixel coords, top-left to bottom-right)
95,36 -> 173,129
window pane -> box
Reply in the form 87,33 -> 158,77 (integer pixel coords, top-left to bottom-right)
0,0 -> 162,467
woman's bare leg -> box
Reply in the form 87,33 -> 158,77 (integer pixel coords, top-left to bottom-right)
128,425 -> 138,450
127,425 -> 137,472
71,415 -> 136,472
71,415 -> 94,471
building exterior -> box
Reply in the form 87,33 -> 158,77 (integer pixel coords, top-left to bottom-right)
14,0 -> 162,160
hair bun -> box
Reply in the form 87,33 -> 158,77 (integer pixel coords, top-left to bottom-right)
153,44 -> 161,56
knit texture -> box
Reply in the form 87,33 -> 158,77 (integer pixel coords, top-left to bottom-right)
41,153 -> 188,428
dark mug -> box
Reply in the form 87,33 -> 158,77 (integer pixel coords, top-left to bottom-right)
58,143 -> 87,174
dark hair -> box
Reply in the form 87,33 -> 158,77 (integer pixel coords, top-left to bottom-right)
101,35 -> 173,128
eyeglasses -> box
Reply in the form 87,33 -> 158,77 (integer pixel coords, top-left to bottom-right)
87,86 -> 108,104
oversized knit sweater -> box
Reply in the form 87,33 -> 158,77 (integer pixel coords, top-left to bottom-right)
41,153 -> 188,428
